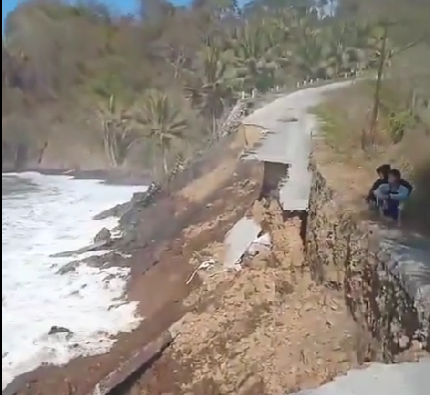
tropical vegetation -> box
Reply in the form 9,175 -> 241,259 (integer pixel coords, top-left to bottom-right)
2,0 -> 429,176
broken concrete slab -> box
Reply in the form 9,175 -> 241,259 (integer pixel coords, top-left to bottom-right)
241,81 -> 354,212
223,216 -> 262,269
279,166 -> 313,211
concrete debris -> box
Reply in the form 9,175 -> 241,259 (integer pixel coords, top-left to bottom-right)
223,216 -> 262,269
241,81 -> 353,212
248,233 -> 271,255
223,216 -> 273,270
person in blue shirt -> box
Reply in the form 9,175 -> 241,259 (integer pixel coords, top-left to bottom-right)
373,168 -> 411,221
366,164 -> 413,205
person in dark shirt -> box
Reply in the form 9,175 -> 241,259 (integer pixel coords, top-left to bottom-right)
374,169 -> 411,221
366,164 -> 391,203
366,164 -> 413,204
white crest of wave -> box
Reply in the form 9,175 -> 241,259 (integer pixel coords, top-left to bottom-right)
2,172 -> 146,389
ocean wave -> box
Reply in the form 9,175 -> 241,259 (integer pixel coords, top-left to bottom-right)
2,172 -> 145,389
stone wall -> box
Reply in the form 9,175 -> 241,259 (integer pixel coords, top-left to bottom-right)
305,163 -> 429,362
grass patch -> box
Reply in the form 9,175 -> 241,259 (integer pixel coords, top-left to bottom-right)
312,103 -> 355,154
311,81 -> 376,166
312,80 -> 430,235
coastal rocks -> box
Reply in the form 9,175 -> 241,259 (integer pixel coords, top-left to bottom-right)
93,192 -> 143,220
57,260 -> 81,275
92,191 -> 150,220
94,184 -> 160,225
51,229 -> 117,260
50,239 -> 111,258
93,202 -> 125,220
56,251 -> 127,275
48,326 -> 73,336
94,228 -> 111,244
118,183 -> 161,226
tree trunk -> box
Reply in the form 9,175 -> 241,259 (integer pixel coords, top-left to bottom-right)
103,122 -> 112,165
212,115 -> 219,142
37,141 -> 48,164
15,143 -> 28,170
368,24 -> 388,148
103,122 -> 118,167
162,145 -> 168,176
109,127 -> 119,167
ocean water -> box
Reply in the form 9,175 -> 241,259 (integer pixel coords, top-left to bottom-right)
2,172 -> 146,389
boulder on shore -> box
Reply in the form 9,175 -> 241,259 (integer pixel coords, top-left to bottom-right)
94,227 -> 112,244
48,326 -> 73,336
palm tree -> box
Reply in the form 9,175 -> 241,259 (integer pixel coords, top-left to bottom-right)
229,24 -> 279,93
292,21 -> 371,80
322,24 -> 363,77
132,90 -> 188,176
96,94 -> 137,167
184,45 -> 237,138
293,34 -> 329,80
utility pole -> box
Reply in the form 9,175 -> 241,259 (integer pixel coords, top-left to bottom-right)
368,21 -> 389,148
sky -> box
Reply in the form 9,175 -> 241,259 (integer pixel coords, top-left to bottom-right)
2,0 -> 194,31
2,0 -> 255,34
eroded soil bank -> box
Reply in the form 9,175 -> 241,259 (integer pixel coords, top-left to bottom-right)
306,150 -> 430,364
5,123 -> 428,395
123,198 -> 360,395
4,123 -> 264,395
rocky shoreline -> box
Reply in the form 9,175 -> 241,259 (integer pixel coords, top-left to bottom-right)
3,94 -> 259,395
5,80 -> 428,395
3,116 -> 264,395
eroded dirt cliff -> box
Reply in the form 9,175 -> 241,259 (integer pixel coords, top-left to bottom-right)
306,160 -> 430,363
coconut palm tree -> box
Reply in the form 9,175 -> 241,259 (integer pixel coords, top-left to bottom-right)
132,90 -> 188,175
96,94 -> 138,167
321,24 -> 363,77
293,34 -> 329,80
184,45 -> 237,137
226,22 -> 289,94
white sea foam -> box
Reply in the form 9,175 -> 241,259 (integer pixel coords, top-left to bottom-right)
2,172 -> 146,389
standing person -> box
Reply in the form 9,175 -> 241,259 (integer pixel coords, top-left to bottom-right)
366,164 -> 391,204
373,168 -> 410,223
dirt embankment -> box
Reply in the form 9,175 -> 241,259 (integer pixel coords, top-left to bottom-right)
118,127 -> 428,394
3,122 -> 261,395
127,199 -> 359,395
94,125 -> 362,395
306,146 -> 430,363
7,121 -> 428,395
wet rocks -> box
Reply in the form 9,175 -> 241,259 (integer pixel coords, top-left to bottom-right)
57,260 -> 80,275
50,239 -> 110,258
94,228 -> 111,244
48,326 -> 73,336
56,251 -> 127,275
93,202 -> 126,220
94,187 -> 159,221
